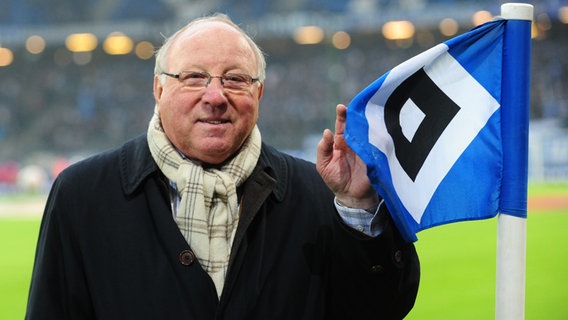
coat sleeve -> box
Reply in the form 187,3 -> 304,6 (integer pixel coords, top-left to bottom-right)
26,175 -> 95,320
327,202 -> 420,319
278,150 -> 420,319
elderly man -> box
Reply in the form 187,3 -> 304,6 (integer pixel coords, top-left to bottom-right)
26,14 -> 419,319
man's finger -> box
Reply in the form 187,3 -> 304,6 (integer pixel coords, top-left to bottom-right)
334,104 -> 347,135
317,129 -> 334,167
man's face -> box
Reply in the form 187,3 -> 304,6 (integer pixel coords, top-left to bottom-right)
154,22 -> 263,165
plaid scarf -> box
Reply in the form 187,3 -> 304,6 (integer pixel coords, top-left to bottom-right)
147,110 -> 261,297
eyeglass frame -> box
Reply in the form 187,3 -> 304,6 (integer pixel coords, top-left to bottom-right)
161,70 -> 260,91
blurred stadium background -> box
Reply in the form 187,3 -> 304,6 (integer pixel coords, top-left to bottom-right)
0,0 -> 567,193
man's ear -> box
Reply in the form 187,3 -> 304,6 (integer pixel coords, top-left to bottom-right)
153,75 -> 163,103
257,82 -> 264,101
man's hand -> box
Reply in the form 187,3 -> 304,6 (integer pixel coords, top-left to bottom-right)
316,104 -> 379,209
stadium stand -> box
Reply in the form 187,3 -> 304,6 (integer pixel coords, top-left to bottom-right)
0,0 -> 566,186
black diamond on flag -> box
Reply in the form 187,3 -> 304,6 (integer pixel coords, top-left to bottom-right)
384,68 -> 461,181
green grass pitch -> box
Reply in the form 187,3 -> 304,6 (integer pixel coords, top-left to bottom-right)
1,183 -> 566,319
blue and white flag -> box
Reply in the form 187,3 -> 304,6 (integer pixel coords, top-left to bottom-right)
345,19 -> 530,242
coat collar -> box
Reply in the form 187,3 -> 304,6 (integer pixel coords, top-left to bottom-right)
255,143 -> 287,202
119,135 -> 159,196
118,134 -> 288,202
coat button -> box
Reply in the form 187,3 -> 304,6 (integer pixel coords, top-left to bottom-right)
370,265 -> 384,273
394,250 -> 402,263
179,250 -> 195,266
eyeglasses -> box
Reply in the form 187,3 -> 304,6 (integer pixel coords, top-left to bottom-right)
161,71 -> 260,92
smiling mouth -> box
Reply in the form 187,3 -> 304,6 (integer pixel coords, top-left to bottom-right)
202,120 -> 229,124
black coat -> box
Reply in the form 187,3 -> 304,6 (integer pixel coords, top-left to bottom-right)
26,135 -> 420,320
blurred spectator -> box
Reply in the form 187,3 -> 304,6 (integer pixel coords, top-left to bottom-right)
0,0 -> 566,175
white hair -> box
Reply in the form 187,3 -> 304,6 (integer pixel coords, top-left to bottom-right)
154,13 -> 266,84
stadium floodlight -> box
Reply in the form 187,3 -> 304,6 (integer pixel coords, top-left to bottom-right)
293,26 -> 324,45
103,32 -> 134,55
25,35 -> 46,54
439,18 -> 459,37
135,41 -> 155,60
472,10 -> 494,26
332,31 -> 351,50
559,6 -> 568,24
382,21 -> 415,40
0,47 -> 14,67
65,33 -> 98,53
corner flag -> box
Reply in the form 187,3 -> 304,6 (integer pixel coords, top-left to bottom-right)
345,17 -> 530,242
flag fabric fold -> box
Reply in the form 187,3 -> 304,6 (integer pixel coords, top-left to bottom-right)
345,19 -> 528,242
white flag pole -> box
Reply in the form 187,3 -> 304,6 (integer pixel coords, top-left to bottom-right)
496,3 -> 533,320
496,214 -> 527,319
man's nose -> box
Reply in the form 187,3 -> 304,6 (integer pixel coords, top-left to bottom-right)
202,77 -> 228,105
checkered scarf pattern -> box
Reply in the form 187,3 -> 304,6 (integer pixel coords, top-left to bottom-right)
147,110 -> 261,297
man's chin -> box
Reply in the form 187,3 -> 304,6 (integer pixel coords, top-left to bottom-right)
192,143 -> 236,165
